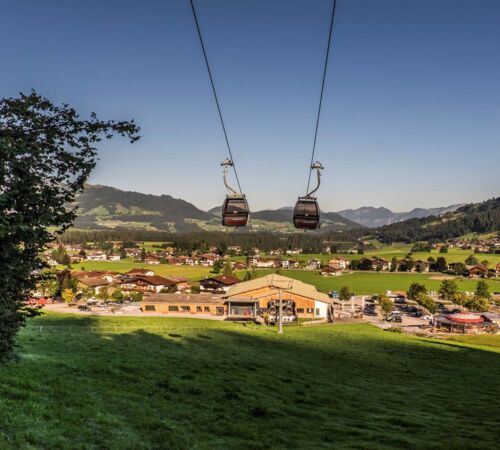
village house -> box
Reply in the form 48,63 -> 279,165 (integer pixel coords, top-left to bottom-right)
199,253 -> 220,267
144,254 -> 161,265
76,276 -> 112,294
199,275 -> 241,293
468,265 -> 488,278
328,257 -> 350,270
320,266 -> 343,276
414,260 -> 430,272
305,259 -> 322,271
251,257 -> 279,269
123,275 -> 176,293
371,258 -> 391,271
125,248 -> 141,258
85,251 -> 107,261
281,259 -> 300,270
233,262 -> 248,271
164,276 -> 191,291
107,254 -> 121,261
126,268 -> 155,277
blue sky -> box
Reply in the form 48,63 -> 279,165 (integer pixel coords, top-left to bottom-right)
1,0 -> 499,211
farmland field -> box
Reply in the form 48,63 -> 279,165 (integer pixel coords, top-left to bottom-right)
296,246 -> 500,266
249,269 -> 500,295
70,259 -> 212,282
0,313 -> 498,449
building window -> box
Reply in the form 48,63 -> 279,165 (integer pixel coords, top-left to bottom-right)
296,308 -> 304,314
145,305 -> 156,312
204,306 -> 211,312
168,305 -> 179,312
306,308 -> 314,314
181,306 -> 190,312
196,306 -> 202,312
315,308 -> 320,315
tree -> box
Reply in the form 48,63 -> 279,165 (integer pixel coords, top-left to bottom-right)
97,287 -> 110,301
474,280 -> 490,300
119,246 -> 127,259
464,296 -> 489,312
449,262 -> 467,276
80,287 -> 95,301
0,91 -> 139,359
435,257 -> 448,273
140,248 -> 147,262
62,289 -> 74,304
439,246 -> 448,253
415,294 -> 437,315
212,259 -> 224,274
378,294 -> 393,317
51,245 -> 69,264
407,283 -> 427,301
338,286 -> 351,302
129,291 -> 143,302
390,257 -> 398,272
465,255 -> 479,266
438,279 -> 459,301
223,261 -> 233,276
111,289 -> 125,302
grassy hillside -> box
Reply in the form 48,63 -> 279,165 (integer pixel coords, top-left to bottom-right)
1,313 -> 498,449
376,197 -> 500,243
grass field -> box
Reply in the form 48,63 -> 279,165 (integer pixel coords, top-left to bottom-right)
295,246 -> 500,266
251,269 -> 500,295
70,259 -> 212,282
1,313 -> 498,449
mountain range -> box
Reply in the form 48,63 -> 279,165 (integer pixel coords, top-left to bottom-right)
73,185 -> 359,233
72,184 -> 475,234
337,205 -> 464,228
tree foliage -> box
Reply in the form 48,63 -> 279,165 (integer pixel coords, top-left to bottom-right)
407,283 -> 427,301
438,279 -> 459,301
0,90 -> 139,360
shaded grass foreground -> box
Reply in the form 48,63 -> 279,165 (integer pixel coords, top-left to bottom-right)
0,313 -> 499,449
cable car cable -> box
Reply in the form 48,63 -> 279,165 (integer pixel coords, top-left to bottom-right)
189,0 -> 243,194
306,0 -> 337,195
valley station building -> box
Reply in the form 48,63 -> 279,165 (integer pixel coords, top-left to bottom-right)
141,274 -> 333,320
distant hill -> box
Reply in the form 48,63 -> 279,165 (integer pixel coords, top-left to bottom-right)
209,206 -> 361,231
74,185 -> 363,233
73,184 -> 214,233
375,197 -> 500,243
338,204 -> 463,228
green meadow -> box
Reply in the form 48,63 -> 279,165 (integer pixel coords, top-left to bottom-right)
266,270 -> 500,295
1,313 -> 498,449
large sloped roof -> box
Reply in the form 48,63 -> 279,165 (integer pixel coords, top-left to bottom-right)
224,274 -> 331,303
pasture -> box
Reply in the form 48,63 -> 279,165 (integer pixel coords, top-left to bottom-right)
252,269 -> 500,295
0,313 -> 498,449
71,259 -> 212,282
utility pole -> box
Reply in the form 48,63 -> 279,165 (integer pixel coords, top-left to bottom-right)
278,288 -> 283,335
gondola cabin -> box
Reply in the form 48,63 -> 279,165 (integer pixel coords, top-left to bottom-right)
293,197 -> 320,230
222,195 -> 249,227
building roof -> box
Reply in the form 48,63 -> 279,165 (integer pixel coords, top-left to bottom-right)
78,277 -> 110,287
224,274 -> 331,303
127,268 -> 154,275
202,275 -> 241,285
134,275 -> 176,286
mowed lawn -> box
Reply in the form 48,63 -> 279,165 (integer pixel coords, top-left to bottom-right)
0,313 -> 498,449
250,270 -> 500,295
